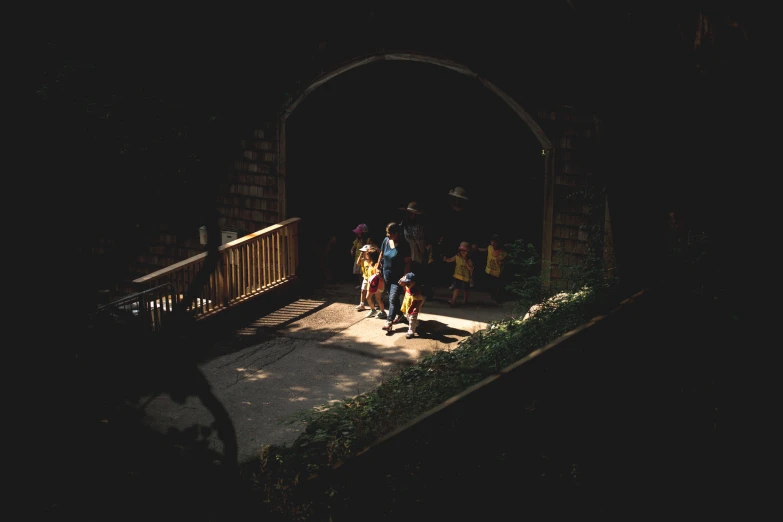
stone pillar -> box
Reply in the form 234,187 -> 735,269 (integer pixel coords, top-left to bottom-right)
536,107 -> 605,292
218,122 -> 281,236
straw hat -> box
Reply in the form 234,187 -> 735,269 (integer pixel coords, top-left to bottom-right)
359,244 -> 378,252
448,187 -> 468,200
398,201 -> 423,214
459,241 -> 470,251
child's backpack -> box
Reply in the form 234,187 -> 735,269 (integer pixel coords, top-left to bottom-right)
368,272 -> 385,294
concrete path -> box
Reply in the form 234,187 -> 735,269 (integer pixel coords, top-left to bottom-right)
134,282 -> 520,463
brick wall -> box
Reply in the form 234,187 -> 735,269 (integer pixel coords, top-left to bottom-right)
219,122 -> 281,234
536,107 -> 605,291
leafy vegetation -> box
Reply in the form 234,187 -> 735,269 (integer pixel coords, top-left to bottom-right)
250,303 -> 600,518
247,211 -> 621,519
240,187 -> 724,520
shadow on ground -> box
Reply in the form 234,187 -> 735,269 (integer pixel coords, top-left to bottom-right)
415,319 -> 473,344
37,281 -> 332,520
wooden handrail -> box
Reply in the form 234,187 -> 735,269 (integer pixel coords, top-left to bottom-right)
131,217 -> 301,325
133,217 -> 301,284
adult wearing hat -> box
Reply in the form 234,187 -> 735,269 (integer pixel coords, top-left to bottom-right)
399,201 -> 433,300
448,186 -> 469,201
433,186 -> 481,295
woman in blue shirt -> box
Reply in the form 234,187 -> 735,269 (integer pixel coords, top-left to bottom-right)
375,222 -> 411,333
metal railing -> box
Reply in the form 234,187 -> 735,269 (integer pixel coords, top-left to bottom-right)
130,217 -> 300,327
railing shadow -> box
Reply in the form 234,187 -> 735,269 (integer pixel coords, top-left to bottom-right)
60,240 -> 308,519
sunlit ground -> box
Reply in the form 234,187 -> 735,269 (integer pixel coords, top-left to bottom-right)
134,292 -> 510,461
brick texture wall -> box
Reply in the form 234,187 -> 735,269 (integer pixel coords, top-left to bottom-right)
537,107 -> 605,291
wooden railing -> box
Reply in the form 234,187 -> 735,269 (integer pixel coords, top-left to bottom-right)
131,217 -> 300,328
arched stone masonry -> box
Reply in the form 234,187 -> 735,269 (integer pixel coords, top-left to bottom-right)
124,52 -> 607,295
219,52 -> 608,291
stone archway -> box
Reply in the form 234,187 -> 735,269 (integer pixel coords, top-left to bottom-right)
222,51 -> 605,291
276,52 -> 553,221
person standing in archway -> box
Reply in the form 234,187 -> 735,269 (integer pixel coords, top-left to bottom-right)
375,222 -> 411,333
433,186 -> 481,298
476,233 -> 509,302
399,201 -> 433,300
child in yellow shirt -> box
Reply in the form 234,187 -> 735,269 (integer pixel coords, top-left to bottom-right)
477,234 -> 509,303
356,244 -> 385,316
350,223 -> 373,288
398,272 -> 424,339
441,241 -> 474,307
361,246 -> 387,318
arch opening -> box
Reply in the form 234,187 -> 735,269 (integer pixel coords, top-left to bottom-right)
277,53 -> 552,286
280,52 -> 552,148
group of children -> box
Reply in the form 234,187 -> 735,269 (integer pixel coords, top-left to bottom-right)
350,222 -> 508,339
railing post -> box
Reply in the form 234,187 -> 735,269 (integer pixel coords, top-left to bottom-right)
293,221 -> 299,276
222,252 -> 230,307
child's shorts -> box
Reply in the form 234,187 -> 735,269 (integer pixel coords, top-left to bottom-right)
361,278 -> 369,291
451,278 -> 469,291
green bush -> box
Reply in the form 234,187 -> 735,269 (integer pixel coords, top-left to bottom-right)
254,283 -> 607,519
249,199 -> 720,519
